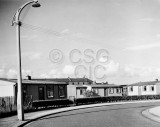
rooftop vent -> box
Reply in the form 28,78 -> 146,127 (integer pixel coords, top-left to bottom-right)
26,75 -> 31,80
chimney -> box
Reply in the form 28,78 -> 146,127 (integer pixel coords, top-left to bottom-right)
156,79 -> 158,82
26,75 -> 31,80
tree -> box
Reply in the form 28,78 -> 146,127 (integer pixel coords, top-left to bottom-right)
83,90 -> 100,97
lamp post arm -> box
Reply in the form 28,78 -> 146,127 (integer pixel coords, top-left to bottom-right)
12,1 -> 35,26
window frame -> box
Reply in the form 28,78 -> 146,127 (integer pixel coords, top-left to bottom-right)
109,88 -> 114,94
46,85 -> 54,99
80,89 -> 83,95
143,86 -> 147,91
59,85 -> 65,98
151,85 -> 154,91
116,88 -> 121,93
130,86 -> 133,92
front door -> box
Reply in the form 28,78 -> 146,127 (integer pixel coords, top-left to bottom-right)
38,87 -> 45,100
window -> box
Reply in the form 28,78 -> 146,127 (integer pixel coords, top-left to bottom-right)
96,89 -> 99,94
59,85 -> 65,97
123,87 -> 127,92
151,86 -> 154,91
92,88 -> 99,94
46,85 -> 54,98
143,86 -> 147,91
80,89 -> 83,95
116,88 -> 121,93
109,88 -> 114,94
130,86 -> 133,92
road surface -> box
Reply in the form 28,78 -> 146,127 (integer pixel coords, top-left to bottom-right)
25,102 -> 160,127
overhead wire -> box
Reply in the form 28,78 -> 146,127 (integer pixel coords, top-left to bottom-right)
21,22 -> 103,45
21,22 -> 63,37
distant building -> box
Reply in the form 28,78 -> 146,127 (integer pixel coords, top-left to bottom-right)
67,82 -> 123,98
124,80 -> 160,96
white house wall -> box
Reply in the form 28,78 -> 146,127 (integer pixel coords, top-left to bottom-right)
140,85 -> 156,95
98,88 -> 104,96
67,85 -> 77,99
0,80 -> 15,97
156,84 -> 160,94
76,88 -> 85,98
127,86 -> 139,96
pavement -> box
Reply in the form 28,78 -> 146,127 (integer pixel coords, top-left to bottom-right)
0,100 -> 160,127
142,105 -> 160,123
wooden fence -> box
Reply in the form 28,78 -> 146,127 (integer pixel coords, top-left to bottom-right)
0,96 -> 17,115
0,96 -> 32,117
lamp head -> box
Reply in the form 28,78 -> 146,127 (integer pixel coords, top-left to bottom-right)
32,2 -> 41,7
33,0 -> 38,2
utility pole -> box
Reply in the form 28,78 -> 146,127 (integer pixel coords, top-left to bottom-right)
12,0 -> 41,121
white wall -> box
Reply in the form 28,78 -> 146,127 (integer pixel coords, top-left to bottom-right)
140,85 -> 156,95
98,88 -> 104,96
76,88 -> 85,98
156,83 -> 160,94
127,86 -> 139,96
67,85 -> 77,99
0,80 -> 15,97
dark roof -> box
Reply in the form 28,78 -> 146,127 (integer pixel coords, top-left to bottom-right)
0,78 -> 93,85
0,79 -> 67,85
71,84 -> 121,88
91,84 -> 122,88
74,85 -> 88,88
32,78 -> 93,83
128,81 -> 160,86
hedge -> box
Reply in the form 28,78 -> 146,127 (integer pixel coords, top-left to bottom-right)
31,95 -> 160,109
32,99 -> 73,109
75,95 -> 160,105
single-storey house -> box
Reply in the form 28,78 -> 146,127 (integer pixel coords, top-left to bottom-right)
0,78 -> 68,104
67,83 -> 123,98
125,81 -> 160,96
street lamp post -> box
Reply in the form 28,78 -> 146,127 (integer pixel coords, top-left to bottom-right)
12,0 -> 41,121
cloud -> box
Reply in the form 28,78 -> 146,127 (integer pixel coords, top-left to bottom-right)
62,65 -> 75,75
138,18 -> 155,23
0,69 -> 6,77
6,69 -> 17,79
104,60 -> 120,75
120,65 -> 160,78
40,73 -> 50,78
60,29 -> 70,34
124,43 -> 160,51
29,52 -> 42,60
40,69 -> 63,78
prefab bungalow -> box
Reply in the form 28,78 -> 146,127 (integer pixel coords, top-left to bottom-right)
21,80 -> 68,101
0,79 -> 68,103
67,84 -> 123,98
126,81 -> 160,96
91,85 -> 123,97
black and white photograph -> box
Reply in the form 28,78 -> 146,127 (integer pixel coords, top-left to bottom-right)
0,0 -> 160,127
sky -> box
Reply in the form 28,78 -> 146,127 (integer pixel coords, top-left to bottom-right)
1,0 -> 160,84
